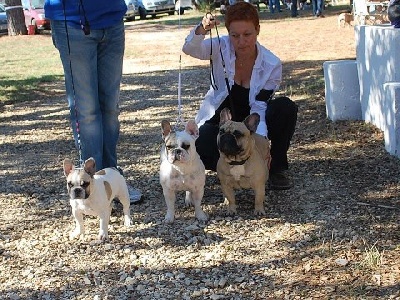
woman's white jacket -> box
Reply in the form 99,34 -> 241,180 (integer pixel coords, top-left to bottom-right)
182,26 -> 282,137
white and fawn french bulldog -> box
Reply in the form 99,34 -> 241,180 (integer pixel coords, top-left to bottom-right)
217,108 -> 270,216
160,120 -> 208,223
63,157 -> 131,240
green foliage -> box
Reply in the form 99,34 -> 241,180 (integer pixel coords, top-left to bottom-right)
195,0 -> 218,13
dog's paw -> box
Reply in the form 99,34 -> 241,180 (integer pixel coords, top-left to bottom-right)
164,213 -> 175,224
254,207 -> 266,216
226,206 -> 237,215
69,229 -> 82,240
98,230 -> 109,241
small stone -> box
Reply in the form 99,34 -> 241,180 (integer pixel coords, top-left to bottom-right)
125,276 -> 135,285
218,277 -> 228,288
192,290 -> 202,297
185,224 -> 199,231
234,276 -> 245,283
335,258 -> 349,266
210,295 -> 225,300
83,276 -> 91,285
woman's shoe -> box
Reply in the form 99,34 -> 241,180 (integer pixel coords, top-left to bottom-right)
268,171 -> 293,190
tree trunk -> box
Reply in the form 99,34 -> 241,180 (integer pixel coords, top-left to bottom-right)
5,0 -> 27,35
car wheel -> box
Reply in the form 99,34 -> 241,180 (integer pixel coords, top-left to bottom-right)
168,11 -> 175,15
178,8 -> 184,14
139,7 -> 146,20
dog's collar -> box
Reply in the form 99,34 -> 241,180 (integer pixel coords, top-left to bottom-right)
228,157 -> 249,166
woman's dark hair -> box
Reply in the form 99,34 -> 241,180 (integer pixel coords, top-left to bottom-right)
388,0 -> 400,28
225,1 -> 259,31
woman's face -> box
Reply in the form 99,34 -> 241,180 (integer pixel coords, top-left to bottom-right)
228,20 -> 260,56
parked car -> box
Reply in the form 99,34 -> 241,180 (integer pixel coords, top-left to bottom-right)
125,0 -> 138,21
133,0 -> 175,20
0,4 -> 7,34
21,0 -> 50,33
175,0 -> 194,14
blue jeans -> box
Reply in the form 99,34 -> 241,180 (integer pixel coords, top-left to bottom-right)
312,0 -> 324,15
51,20 -> 125,170
291,0 -> 298,16
269,0 -> 281,13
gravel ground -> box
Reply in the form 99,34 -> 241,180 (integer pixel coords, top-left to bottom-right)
0,8 -> 399,300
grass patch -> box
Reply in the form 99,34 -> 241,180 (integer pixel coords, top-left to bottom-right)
0,34 -> 63,104
359,241 -> 385,269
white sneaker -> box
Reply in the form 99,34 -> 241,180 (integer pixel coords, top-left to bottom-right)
116,166 -> 143,204
127,184 -> 143,204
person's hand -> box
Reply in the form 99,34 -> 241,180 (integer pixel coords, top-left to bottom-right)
195,13 -> 220,35
266,150 -> 271,170
201,13 -> 220,31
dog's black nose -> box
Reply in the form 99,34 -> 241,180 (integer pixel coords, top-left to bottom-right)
218,133 -> 242,156
73,188 -> 83,198
173,148 -> 184,161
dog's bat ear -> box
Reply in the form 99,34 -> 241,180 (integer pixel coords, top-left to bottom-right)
161,120 -> 172,139
63,158 -> 74,177
219,107 -> 232,126
84,157 -> 96,176
185,120 -> 199,139
244,113 -> 260,133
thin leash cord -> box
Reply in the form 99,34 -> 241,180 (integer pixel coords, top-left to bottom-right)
208,12 -> 236,120
175,2 -> 183,130
174,3 -> 184,131
62,0 -> 83,167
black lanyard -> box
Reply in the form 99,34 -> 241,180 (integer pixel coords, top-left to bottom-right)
208,12 -> 236,120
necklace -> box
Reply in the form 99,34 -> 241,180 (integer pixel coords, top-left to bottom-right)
236,53 -> 256,68
236,57 -> 254,68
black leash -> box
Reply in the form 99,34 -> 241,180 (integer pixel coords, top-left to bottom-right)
207,12 -> 236,120
62,0 -> 89,167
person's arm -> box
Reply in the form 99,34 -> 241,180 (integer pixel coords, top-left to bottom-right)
182,14 -> 220,60
250,47 -> 283,136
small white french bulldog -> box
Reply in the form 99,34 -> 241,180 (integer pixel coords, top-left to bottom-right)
160,120 -> 208,223
63,157 -> 131,240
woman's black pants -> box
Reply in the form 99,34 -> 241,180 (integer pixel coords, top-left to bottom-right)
195,96 -> 298,173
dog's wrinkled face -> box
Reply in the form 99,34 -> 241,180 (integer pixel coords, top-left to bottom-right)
63,158 -> 96,200
161,120 -> 199,164
218,121 -> 250,157
217,108 -> 260,163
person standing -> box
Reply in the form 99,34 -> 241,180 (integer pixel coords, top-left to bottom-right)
182,2 -> 298,190
291,0 -> 298,17
312,0 -> 324,17
44,0 -> 142,202
388,0 -> 400,28
268,0 -> 282,13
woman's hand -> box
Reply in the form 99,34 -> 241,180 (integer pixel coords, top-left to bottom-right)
202,13 -> 220,31
195,13 -> 221,35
